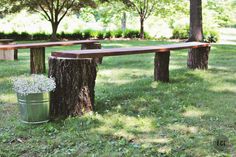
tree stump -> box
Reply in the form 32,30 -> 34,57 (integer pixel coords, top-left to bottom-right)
48,56 -> 97,120
187,46 -> 211,70
30,47 -> 46,74
81,43 -> 102,64
154,51 -> 170,82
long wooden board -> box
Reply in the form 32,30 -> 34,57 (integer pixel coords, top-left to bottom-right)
52,42 -> 210,58
0,40 -> 99,50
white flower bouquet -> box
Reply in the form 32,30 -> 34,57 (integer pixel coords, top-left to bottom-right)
12,74 -> 56,95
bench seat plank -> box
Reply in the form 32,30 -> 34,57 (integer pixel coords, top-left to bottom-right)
0,40 -> 98,50
52,42 -> 210,58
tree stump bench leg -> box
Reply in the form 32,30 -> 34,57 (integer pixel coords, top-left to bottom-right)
30,47 -> 46,74
187,46 -> 211,70
154,51 -> 170,82
81,43 -> 102,64
48,56 -> 97,120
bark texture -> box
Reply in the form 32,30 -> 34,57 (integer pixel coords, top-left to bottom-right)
187,46 -> 211,70
121,12 -> 127,31
189,0 -> 203,41
187,0 -> 210,69
140,17 -> 145,39
81,43 -> 102,64
51,22 -> 59,41
154,51 -> 170,82
30,47 -> 46,74
14,50 -> 18,60
49,57 -> 97,120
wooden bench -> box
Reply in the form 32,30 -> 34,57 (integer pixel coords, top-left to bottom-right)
0,39 -> 18,60
0,40 -> 101,73
48,42 -> 211,119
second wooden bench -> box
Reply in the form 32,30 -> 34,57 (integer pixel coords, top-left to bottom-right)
48,42 -> 211,119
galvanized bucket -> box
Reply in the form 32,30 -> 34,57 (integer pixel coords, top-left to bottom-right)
17,93 -> 50,124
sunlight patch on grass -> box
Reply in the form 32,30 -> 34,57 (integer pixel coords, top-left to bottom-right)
168,124 -> 199,134
91,113 -> 156,138
182,108 -> 206,118
0,94 -> 16,104
137,136 -> 171,144
209,85 -> 236,94
158,146 -> 172,154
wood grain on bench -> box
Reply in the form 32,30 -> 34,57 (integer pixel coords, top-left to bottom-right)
52,42 -> 210,58
0,40 -> 99,50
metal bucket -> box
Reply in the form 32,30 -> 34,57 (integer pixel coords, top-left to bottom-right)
17,93 -> 50,124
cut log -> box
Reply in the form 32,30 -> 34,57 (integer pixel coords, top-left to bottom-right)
81,43 -> 102,64
154,51 -> 170,82
187,46 -> 211,69
14,50 -> 18,60
48,56 -> 97,120
30,47 -> 46,74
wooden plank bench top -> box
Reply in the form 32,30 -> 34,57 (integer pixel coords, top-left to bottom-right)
52,42 -> 210,58
0,40 -> 99,50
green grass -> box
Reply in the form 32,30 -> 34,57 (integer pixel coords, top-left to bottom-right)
0,40 -> 236,156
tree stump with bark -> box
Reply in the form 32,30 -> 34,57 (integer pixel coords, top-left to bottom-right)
30,48 -> 46,74
154,51 -> 170,82
187,46 -> 211,69
49,57 -> 97,120
81,43 -> 102,64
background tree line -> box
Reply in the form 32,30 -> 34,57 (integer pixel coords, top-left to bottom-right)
0,0 -> 235,41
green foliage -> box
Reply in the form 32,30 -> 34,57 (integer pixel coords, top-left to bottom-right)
172,25 -> 189,39
172,25 -> 220,43
32,33 -> 49,40
113,29 -> 123,38
104,31 -> 112,38
83,29 -> 93,39
203,28 -> 220,43
123,29 -> 140,38
97,31 -> 105,39
0,29 -> 151,40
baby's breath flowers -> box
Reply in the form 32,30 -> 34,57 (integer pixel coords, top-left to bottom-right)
12,75 -> 56,95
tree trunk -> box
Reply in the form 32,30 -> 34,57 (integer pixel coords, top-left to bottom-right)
14,50 -> 18,60
30,48 -> 46,74
154,51 -> 170,82
140,17 -> 145,39
81,43 -> 103,64
121,12 -> 127,31
51,22 -> 59,41
187,46 -> 210,69
49,57 -> 97,120
187,0 -> 209,69
189,0 -> 203,41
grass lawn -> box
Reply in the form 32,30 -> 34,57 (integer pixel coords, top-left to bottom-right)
0,40 -> 236,156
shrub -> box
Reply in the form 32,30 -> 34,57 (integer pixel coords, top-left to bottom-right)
113,29 -> 123,38
6,32 -> 20,40
172,25 -> 219,43
203,28 -> 219,43
97,31 -> 105,39
32,32 -> 50,40
74,31 -> 83,39
20,32 -> 32,40
83,29 -> 92,39
104,31 -> 112,39
0,32 -> 6,39
172,25 -> 189,39
144,32 -> 152,40
124,29 -> 140,38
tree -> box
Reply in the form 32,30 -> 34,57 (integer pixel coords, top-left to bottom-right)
187,0 -> 210,69
121,0 -> 160,39
188,0 -> 203,42
19,0 -> 97,41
